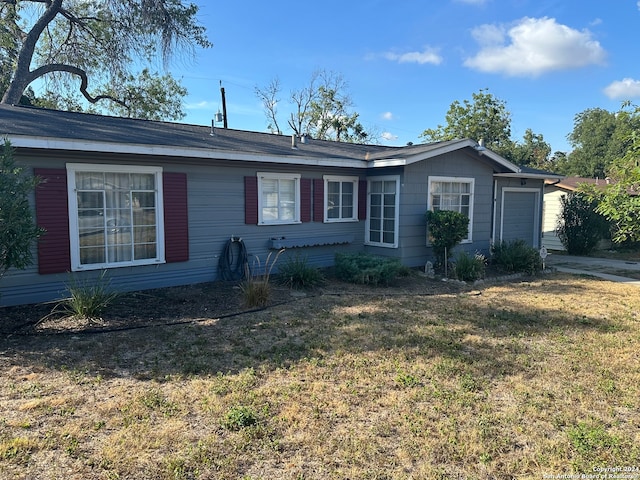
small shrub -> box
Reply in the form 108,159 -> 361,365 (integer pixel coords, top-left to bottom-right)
491,239 -> 542,275
240,249 -> 284,307
426,209 -> 470,267
223,405 -> 258,431
277,253 -> 324,290
334,253 -> 409,286
454,251 -> 486,281
557,192 -> 610,255
51,270 -> 119,320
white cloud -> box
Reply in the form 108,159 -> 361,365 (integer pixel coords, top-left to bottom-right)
464,17 -> 607,77
185,100 -> 216,110
384,47 -> 443,65
604,78 -> 640,99
381,132 -> 398,141
381,112 -> 394,121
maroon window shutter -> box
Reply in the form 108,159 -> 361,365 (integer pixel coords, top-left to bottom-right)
300,178 -> 311,223
358,179 -> 367,220
163,172 -> 189,263
35,168 -> 71,274
313,178 -> 324,222
244,176 -> 258,224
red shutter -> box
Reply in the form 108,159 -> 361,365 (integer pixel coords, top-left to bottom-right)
163,172 -> 189,263
313,178 -> 324,222
300,178 -> 311,223
35,168 -> 71,274
244,176 -> 258,224
358,179 -> 367,220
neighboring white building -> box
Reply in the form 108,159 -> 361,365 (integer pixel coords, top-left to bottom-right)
542,177 -> 608,251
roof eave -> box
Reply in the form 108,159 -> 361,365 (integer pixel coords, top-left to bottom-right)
6,135 -> 369,169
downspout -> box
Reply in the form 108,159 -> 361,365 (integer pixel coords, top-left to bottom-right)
491,179 -> 497,246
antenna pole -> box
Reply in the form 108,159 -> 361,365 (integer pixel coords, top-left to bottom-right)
220,81 -> 228,129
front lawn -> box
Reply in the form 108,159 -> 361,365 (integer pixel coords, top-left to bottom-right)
1,273 -> 639,479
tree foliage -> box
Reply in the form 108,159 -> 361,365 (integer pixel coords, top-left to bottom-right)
580,105 -> 640,243
420,89 -> 512,153
0,140 -> 43,279
0,0 -> 211,120
255,70 -> 370,143
506,128 -> 552,170
563,107 -> 636,178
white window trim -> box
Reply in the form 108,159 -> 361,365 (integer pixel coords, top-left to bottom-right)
365,175 -> 400,249
323,175 -> 359,223
67,163 -> 165,271
257,172 -> 301,225
427,176 -> 475,244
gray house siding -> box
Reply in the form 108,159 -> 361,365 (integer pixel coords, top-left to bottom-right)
396,151 -> 495,267
1,151 -> 367,306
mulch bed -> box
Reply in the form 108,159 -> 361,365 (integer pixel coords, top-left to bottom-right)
0,271 -> 470,337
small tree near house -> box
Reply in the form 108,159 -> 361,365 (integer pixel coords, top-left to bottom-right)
0,140 -> 43,284
426,209 -> 469,273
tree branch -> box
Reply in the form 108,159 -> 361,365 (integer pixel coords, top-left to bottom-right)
29,63 -> 129,109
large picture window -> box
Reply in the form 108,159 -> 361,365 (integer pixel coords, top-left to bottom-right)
324,175 -> 358,222
67,164 -> 165,271
428,176 -> 474,242
257,172 -> 301,225
366,176 -> 400,248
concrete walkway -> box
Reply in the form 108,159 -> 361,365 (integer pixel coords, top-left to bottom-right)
545,253 -> 640,286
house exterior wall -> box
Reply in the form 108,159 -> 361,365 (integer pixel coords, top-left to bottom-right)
2,149 -> 367,306
371,151 -> 495,268
542,186 -> 566,251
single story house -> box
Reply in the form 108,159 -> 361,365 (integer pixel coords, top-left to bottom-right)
1,104 -> 562,306
542,176 -> 608,251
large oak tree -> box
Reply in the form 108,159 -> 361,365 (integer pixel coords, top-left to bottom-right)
0,0 -> 211,119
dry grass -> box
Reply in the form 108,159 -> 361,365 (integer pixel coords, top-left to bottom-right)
1,273 -> 640,479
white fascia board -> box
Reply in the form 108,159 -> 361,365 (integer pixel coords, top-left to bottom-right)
368,139 -> 522,174
494,172 -> 564,180
6,135 -> 368,169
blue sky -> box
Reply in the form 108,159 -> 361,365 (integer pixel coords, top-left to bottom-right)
172,0 -> 640,153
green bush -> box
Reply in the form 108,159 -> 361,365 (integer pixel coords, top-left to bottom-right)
491,239 -> 543,275
426,209 -> 469,266
557,192 -> 610,255
454,251 -> 486,281
334,252 -> 409,286
277,253 -> 324,290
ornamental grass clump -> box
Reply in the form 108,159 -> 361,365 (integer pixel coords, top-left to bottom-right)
277,253 -> 324,290
49,270 -> 119,321
240,249 -> 285,307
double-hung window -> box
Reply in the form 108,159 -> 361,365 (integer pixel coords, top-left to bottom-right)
366,176 -> 400,248
67,164 -> 165,271
428,176 -> 474,242
324,175 -> 358,222
257,172 -> 301,225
